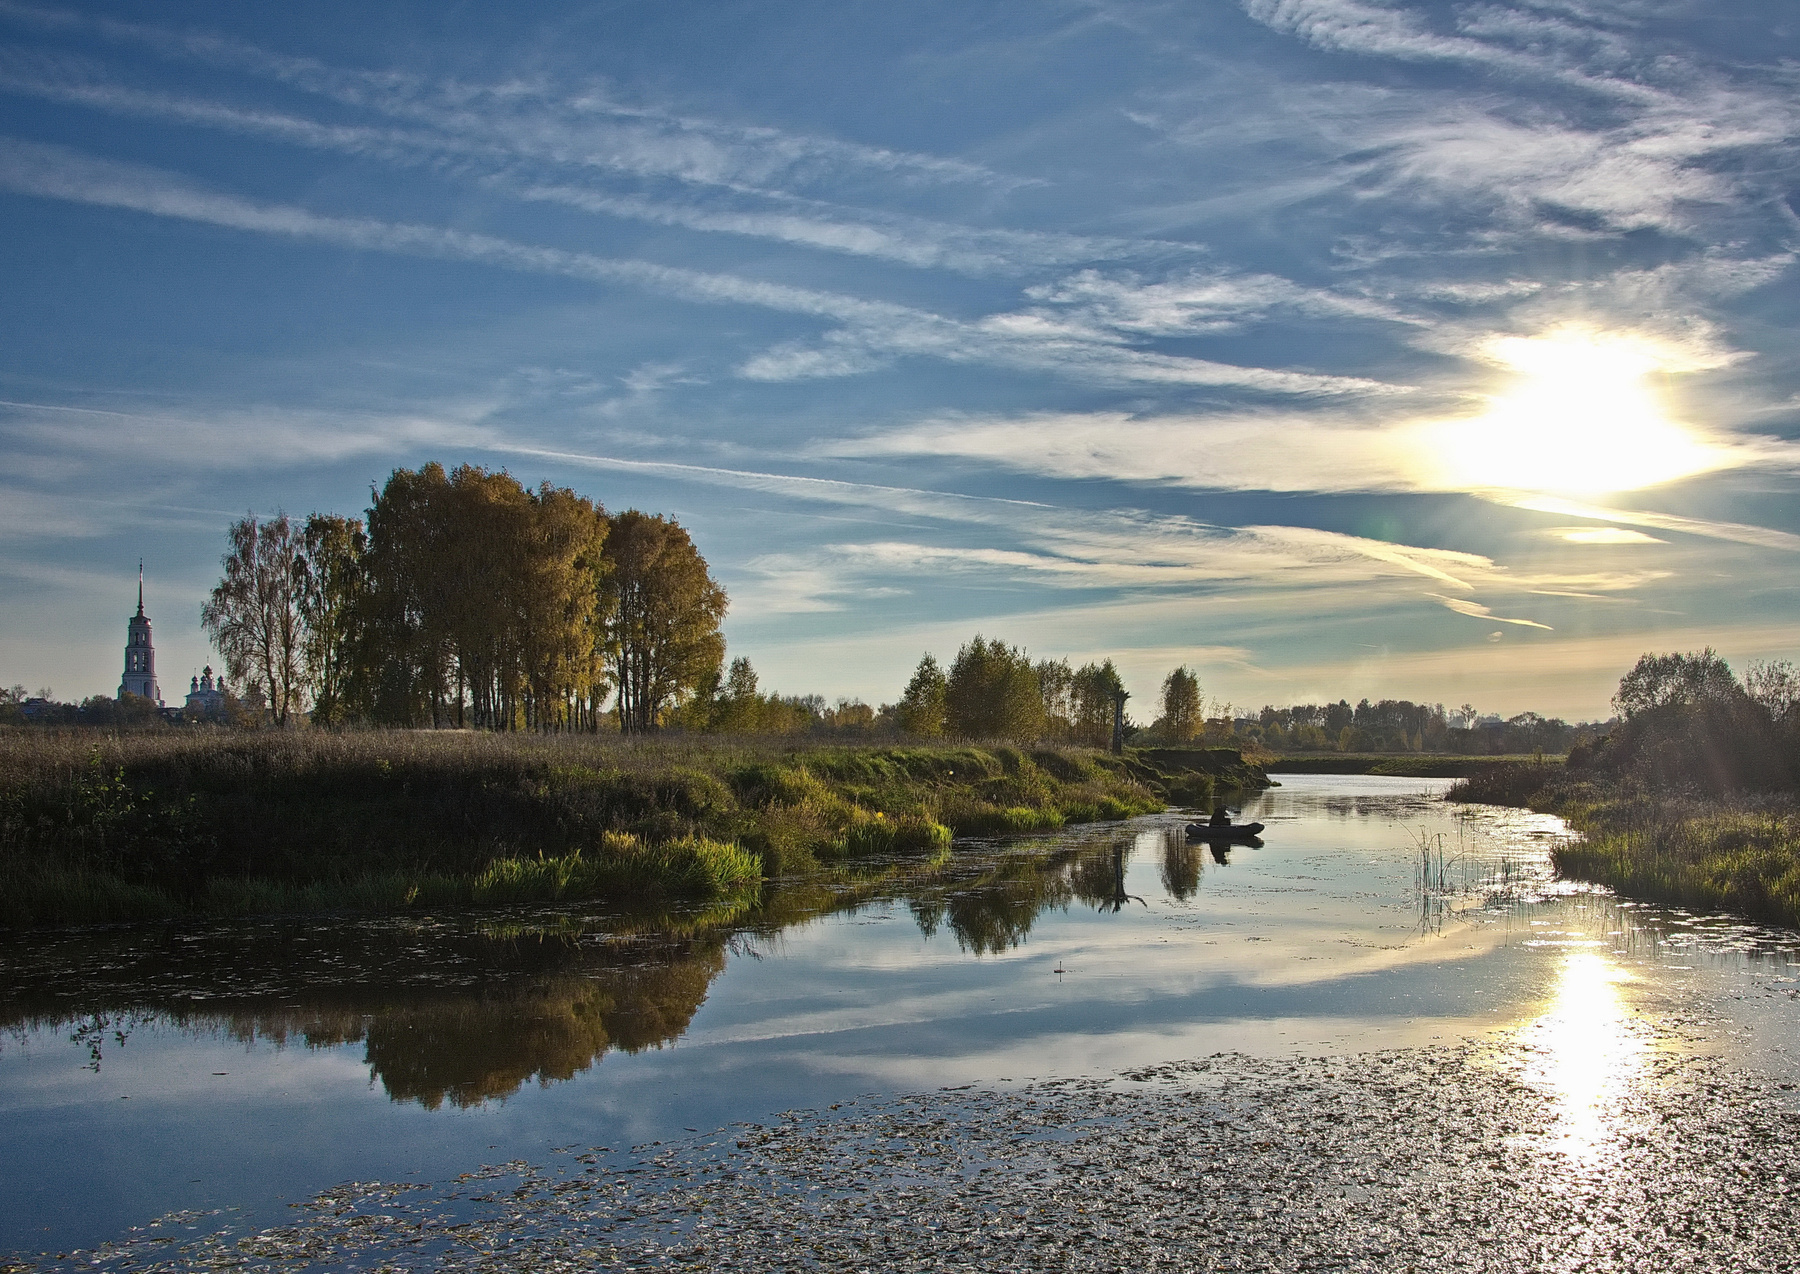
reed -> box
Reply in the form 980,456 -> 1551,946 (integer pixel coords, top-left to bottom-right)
1550,801 -> 1800,930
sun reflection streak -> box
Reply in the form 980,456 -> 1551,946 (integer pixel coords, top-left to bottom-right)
1518,950 -> 1647,1166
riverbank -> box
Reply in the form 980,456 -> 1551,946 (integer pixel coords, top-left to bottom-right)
1449,763 -> 1800,930
0,731 -> 1264,928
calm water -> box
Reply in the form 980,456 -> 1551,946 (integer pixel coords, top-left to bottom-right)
5,775 -> 1798,1256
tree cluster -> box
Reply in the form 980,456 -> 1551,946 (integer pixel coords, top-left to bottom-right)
893,637 -> 1136,744
684,657 -> 878,736
1573,648 -> 1800,793
201,464 -> 727,732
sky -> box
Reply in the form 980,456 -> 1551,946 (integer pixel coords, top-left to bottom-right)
2,0 -> 1798,721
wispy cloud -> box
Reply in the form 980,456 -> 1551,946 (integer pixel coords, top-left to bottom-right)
0,1 -> 1014,192
0,49 -> 1183,277
815,410 -> 1418,491
0,394 -> 501,469
507,439 -> 1663,620
1426,592 -> 1553,630
1546,526 -> 1665,546
1244,0 -> 1666,101
818,397 -> 1798,496
0,138 -> 1399,396
1503,494 -> 1800,552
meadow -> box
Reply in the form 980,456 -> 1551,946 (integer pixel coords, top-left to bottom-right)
0,729 -> 1261,928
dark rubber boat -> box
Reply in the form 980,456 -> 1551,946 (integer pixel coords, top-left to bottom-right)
1185,820 -> 1265,842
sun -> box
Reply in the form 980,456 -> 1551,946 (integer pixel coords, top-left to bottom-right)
1421,327 -> 1732,496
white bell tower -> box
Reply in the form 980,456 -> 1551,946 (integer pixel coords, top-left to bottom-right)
118,562 -> 163,705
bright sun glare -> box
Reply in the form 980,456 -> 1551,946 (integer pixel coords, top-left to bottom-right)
1425,328 -> 1730,496
1519,950 -> 1646,1166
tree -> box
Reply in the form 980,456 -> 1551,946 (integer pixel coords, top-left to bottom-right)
357,465 -> 453,726
296,514 -> 367,725
202,512 -> 305,726
356,464 -> 611,730
602,511 -> 727,733
1159,666 -> 1202,742
1613,648 -> 1741,718
1035,658 -> 1075,738
1070,660 -> 1125,747
896,654 -> 949,737
1745,659 -> 1800,722
946,637 -> 1044,740
515,482 -> 611,731
707,657 -> 763,733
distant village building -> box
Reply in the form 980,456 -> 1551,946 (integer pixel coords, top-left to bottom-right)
118,564 -> 163,706
185,666 -> 230,718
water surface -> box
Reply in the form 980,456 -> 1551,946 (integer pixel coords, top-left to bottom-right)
4,775 -> 1797,1256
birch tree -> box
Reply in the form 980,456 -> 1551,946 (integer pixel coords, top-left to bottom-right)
202,512 -> 305,726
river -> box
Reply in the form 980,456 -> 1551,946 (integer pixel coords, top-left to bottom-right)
4,774 -> 1798,1266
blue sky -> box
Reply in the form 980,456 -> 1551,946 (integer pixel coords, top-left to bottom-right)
2,0 -> 1797,719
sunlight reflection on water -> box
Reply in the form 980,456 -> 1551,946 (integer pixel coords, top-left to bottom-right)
1517,951 -> 1647,1167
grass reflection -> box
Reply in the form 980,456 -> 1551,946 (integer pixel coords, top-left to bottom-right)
1518,951 -> 1646,1164
1,833 -> 1158,1104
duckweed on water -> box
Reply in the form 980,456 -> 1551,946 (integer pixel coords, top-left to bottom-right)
21,1034 -> 1798,1273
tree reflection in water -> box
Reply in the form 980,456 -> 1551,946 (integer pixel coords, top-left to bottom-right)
2,826 -> 1204,1105
2,914 -> 733,1109
232,952 -> 728,1109
1160,835 -> 1203,901
907,828 -> 1186,952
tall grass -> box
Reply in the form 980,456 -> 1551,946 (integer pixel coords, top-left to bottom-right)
0,728 -> 1169,927
1446,758 -> 1800,930
1550,800 -> 1800,930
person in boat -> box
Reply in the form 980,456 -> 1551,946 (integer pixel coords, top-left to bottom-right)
1208,805 -> 1232,828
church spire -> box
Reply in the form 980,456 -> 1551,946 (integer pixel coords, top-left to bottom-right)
137,559 -> 144,617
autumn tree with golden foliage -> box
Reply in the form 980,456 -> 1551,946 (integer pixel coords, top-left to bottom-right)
602,510 -> 727,734
211,465 -> 727,732
1158,666 -> 1203,742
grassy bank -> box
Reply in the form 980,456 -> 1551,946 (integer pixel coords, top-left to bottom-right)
1266,753 -> 1560,778
1448,762 -> 1800,930
0,730 -> 1218,928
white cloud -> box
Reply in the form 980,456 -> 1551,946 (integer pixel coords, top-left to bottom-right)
1426,592 -> 1553,629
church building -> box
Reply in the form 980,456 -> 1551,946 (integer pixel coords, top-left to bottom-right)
184,666 -> 229,718
118,563 -> 163,705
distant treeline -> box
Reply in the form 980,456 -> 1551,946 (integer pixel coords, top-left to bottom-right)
1246,699 -> 1600,755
